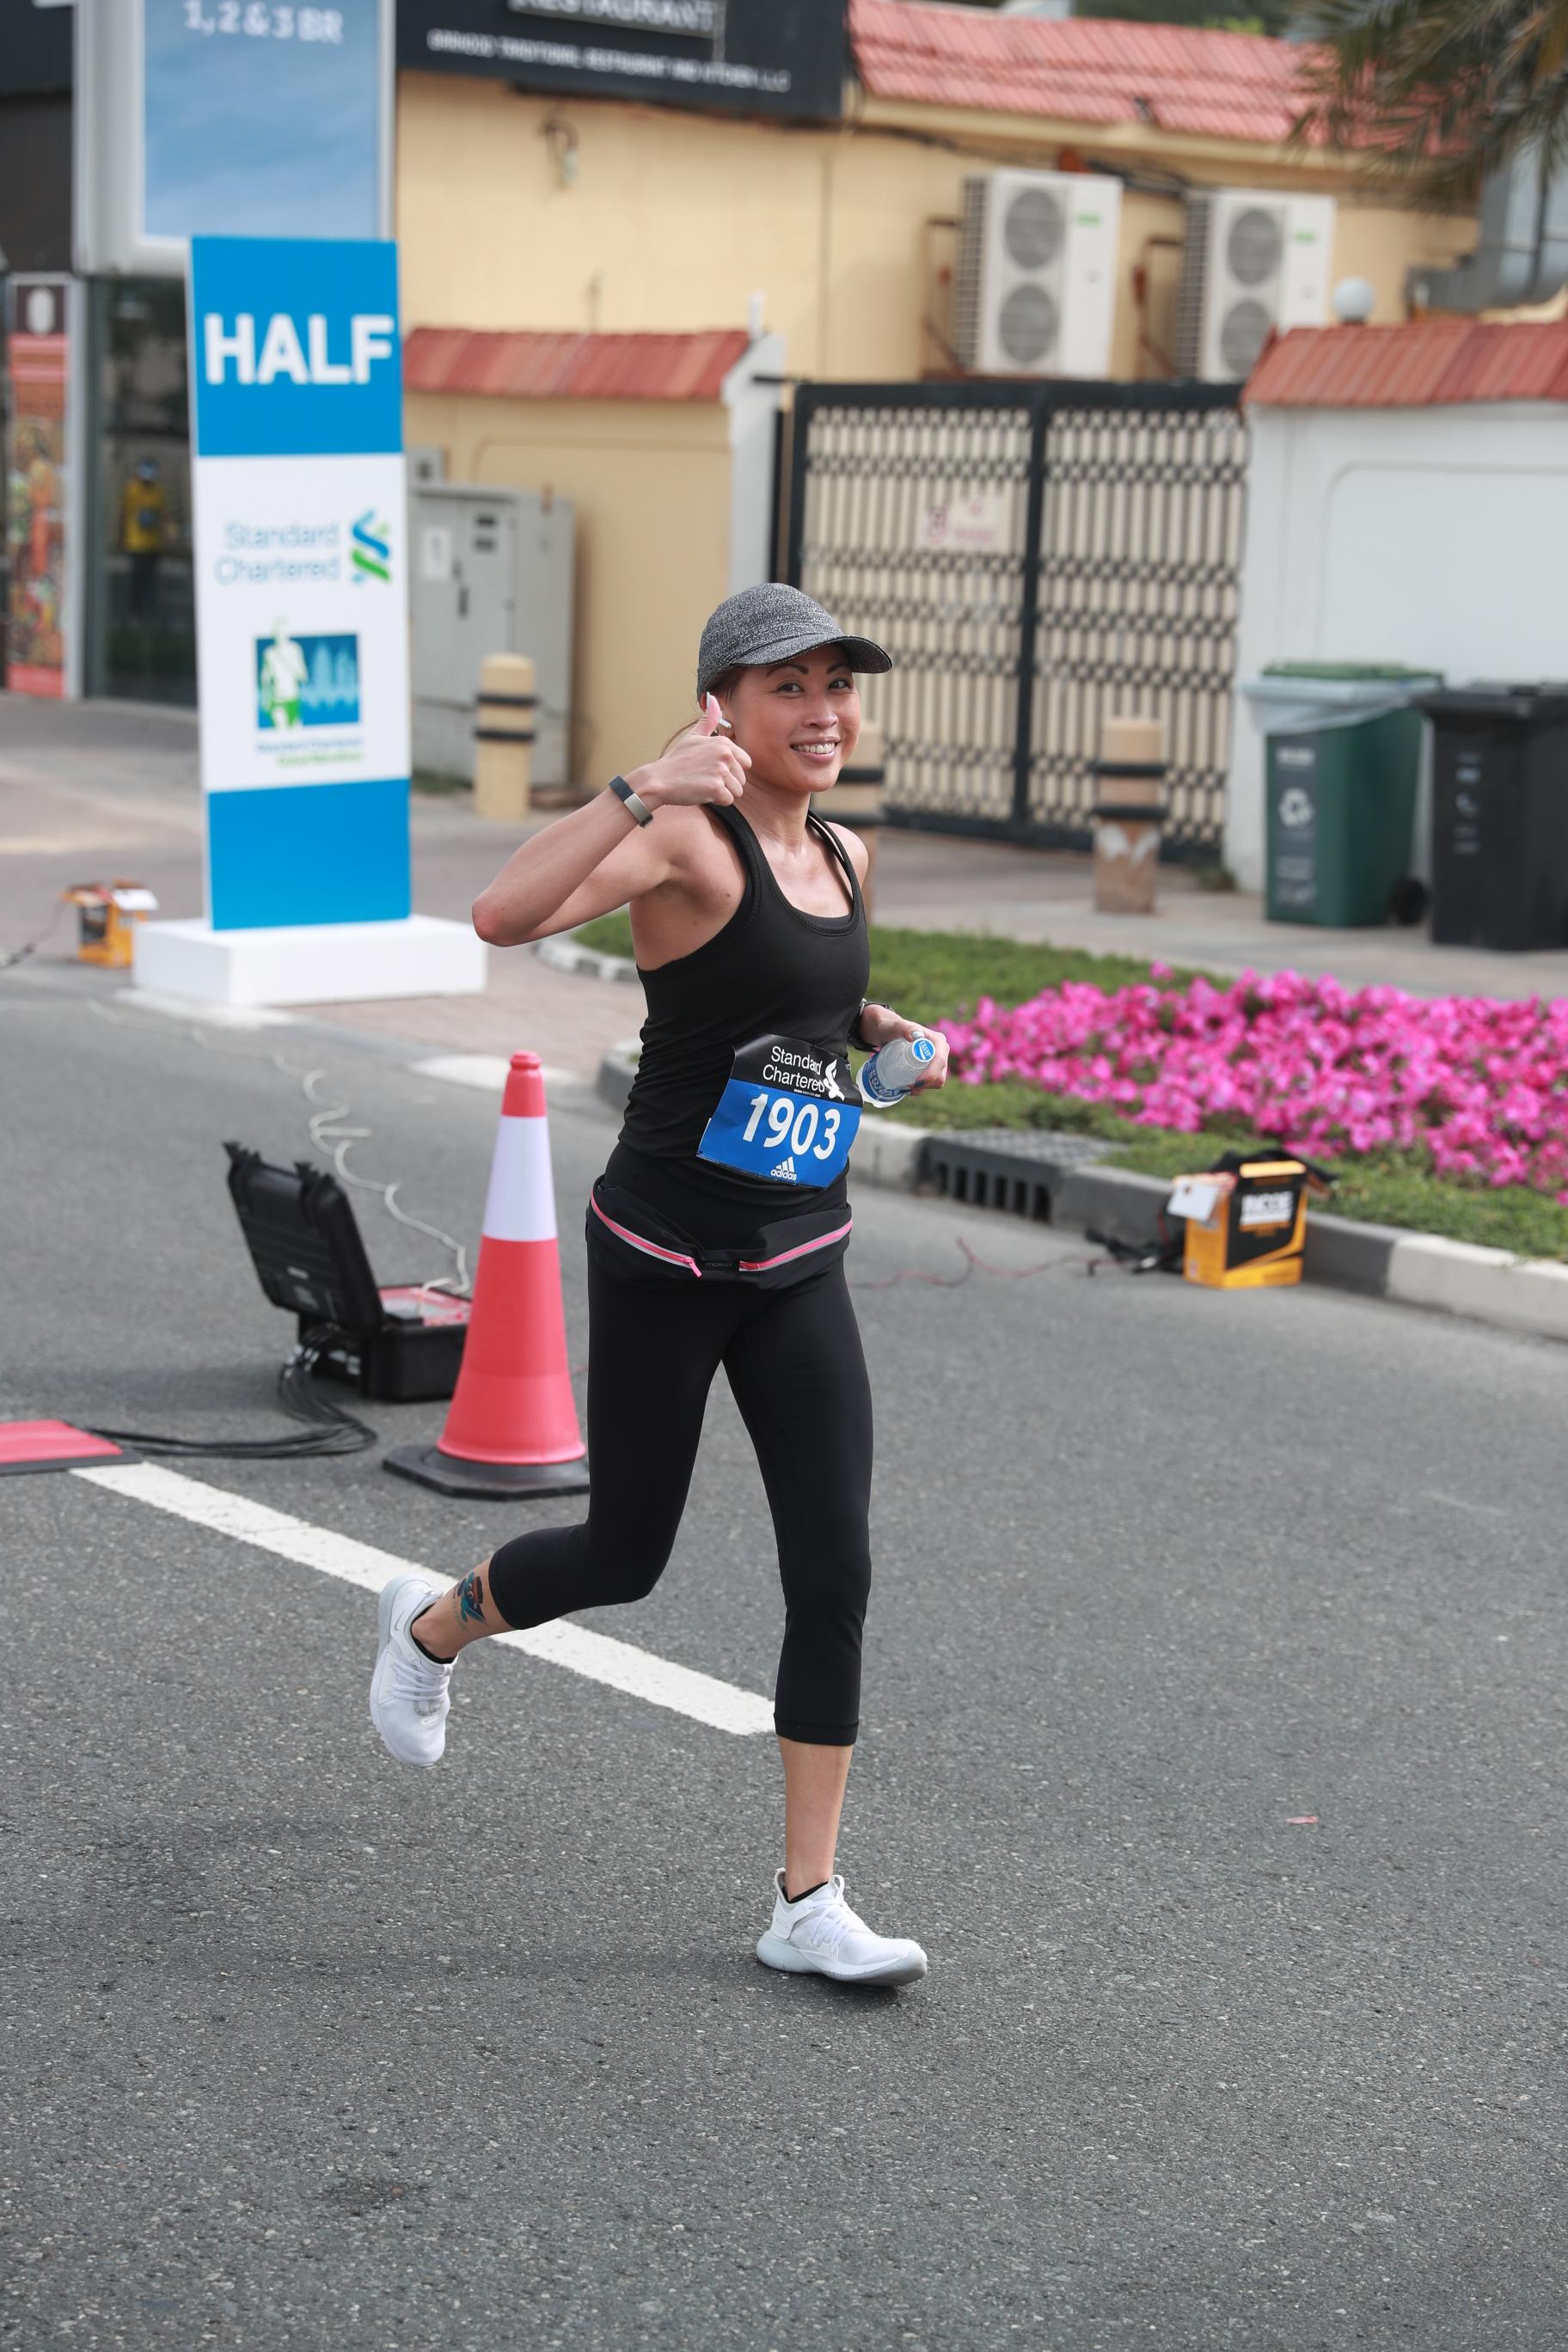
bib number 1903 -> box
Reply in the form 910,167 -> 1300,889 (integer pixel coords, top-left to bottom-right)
696,1035 -> 862,1185
742,1091 -> 841,1162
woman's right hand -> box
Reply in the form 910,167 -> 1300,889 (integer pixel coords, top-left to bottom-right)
629,695 -> 751,810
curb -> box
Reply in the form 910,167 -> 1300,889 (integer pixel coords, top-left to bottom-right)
596,1046 -> 1568,1344
536,934 -> 640,987
1381,1230 -> 1568,1341
917,1131 -> 1568,1344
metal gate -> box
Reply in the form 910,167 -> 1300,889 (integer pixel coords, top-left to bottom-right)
784,379 -> 1246,856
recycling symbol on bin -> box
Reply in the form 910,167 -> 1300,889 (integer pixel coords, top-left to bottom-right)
1277,786 -> 1314,830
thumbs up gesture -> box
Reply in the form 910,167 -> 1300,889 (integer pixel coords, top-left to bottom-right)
633,694 -> 752,811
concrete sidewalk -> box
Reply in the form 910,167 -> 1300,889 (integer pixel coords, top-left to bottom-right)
0,696 -> 641,1076
5,695 -> 1567,1091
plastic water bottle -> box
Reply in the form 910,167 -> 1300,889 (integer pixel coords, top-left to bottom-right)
860,1033 -> 937,1108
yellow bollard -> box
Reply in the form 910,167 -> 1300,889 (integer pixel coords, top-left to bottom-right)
831,720 -> 886,921
1092,714 -> 1166,916
474,652 -> 536,824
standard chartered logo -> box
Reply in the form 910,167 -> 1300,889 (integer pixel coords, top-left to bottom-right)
214,510 -> 392,586
351,510 -> 391,584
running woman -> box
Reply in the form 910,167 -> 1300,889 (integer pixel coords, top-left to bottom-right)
370,585 -> 948,1988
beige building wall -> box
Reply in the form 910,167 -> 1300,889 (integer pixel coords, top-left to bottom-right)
405,388 -> 733,786
399,77 -> 830,362
396,74 -> 1479,793
396,72 -> 1477,379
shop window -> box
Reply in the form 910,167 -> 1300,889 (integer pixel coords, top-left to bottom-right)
85,279 -> 195,706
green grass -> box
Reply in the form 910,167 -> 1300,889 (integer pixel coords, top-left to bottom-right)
860,927 -> 1211,1027
573,912 -> 636,959
568,914 -> 1568,1259
572,913 -> 1209,1015
879,1080 -> 1135,1136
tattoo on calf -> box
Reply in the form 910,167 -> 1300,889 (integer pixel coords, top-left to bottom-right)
456,1571 -> 487,1626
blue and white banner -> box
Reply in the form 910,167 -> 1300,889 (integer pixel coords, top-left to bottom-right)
188,236 -> 409,930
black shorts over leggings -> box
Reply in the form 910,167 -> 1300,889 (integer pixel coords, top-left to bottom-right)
486,1170 -> 874,1745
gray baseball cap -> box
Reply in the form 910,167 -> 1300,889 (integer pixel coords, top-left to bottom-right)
696,582 -> 892,702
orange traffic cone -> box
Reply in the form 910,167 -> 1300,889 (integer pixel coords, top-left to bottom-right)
385,1053 -> 590,1498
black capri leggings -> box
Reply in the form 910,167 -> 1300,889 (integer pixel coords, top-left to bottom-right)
486,1250 -> 874,1744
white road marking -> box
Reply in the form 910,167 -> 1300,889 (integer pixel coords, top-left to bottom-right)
412,1053 -> 581,1098
116,989 -> 297,1031
1423,1489 -> 1507,1520
72,1461 -> 775,1738
410,1053 -> 513,1091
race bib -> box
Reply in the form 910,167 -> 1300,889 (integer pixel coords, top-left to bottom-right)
697,1034 -> 862,1186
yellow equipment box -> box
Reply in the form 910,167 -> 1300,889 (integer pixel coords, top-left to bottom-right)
1176,1158 -> 1309,1290
61,880 -> 158,970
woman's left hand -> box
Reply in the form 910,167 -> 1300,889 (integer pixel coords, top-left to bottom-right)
863,1005 -> 949,1093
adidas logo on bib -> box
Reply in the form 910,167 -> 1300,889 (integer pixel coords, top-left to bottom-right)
770,1156 -> 799,1181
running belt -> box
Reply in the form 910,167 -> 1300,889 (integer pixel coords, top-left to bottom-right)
591,1194 -> 853,1279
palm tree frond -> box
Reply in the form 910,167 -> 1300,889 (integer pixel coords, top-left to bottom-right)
1289,0 -> 1568,203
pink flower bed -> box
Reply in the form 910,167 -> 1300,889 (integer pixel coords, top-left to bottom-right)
939,968 -> 1568,1199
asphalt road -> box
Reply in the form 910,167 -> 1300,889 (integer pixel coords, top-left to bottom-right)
3,960 -> 1565,2352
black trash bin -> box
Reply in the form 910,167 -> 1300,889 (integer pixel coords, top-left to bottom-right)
1416,685 -> 1568,952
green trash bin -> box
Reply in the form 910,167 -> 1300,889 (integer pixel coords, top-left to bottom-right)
1244,663 -> 1442,928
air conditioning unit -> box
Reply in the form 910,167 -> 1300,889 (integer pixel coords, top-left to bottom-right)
952,170 -> 1124,378
1176,190 -> 1337,381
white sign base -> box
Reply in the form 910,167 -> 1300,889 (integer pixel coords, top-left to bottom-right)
132,914 -> 487,1008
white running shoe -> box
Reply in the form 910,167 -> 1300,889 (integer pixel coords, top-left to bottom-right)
756,1871 -> 928,1988
369,1575 -> 452,1768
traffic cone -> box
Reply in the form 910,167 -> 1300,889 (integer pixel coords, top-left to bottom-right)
385,1052 -> 590,1498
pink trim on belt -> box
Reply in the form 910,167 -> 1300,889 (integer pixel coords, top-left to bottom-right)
590,1196 -> 702,1276
591,1197 -> 854,1278
738,1216 -> 854,1272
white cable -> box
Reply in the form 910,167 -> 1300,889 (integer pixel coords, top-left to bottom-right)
87,1001 -> 473,1295
291,1064 -> 471,1294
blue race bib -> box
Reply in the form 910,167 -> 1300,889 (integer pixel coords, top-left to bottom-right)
697,1034 -> 862,1186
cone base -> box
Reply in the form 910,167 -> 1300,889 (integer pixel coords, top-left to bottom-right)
383,1442 -> 591,1500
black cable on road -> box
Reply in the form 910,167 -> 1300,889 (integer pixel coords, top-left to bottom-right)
88,1326 -> 377,1461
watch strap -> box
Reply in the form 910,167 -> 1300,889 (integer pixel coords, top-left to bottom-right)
608,773 -> 653,827
850,998 -> 884,1051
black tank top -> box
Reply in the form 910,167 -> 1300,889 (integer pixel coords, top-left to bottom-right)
617,804 -> 870,1207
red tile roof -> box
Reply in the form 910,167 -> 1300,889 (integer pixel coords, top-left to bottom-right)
1246,320 -> 1568,408
404,327 -> 754,403
848,0 -> 1320,148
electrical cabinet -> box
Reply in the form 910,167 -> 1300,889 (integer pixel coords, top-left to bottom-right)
410,482 -> 574,789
